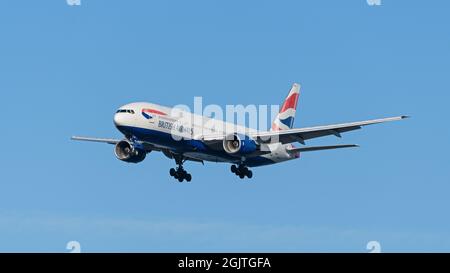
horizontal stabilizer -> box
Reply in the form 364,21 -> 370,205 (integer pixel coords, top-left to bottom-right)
286,144 -> 359,153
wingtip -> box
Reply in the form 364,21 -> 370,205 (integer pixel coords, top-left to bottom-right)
71,136 -> 83,141
401,115 -> 411,119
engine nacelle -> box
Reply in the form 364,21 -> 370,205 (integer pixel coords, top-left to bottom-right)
223,133 -> 258,155
114,140 -> 147,163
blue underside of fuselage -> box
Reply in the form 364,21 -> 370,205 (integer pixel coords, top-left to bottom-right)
116,125 -> 275,167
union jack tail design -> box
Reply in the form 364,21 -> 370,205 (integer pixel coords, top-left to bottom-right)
271,83 -> 300,131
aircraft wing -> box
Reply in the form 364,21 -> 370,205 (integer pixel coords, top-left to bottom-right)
202,115 -> 408,145
250,115 -> 408,145
71,136 -> 121,144
71,135 -> 163,152
71,136 -> 204,164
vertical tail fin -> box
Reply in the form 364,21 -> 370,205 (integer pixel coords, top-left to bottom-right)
271,83 -> 300,131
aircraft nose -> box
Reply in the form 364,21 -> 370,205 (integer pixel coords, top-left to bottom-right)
114,113 -> 125,127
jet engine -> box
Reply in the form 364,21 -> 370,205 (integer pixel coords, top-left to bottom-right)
114,140 -> 147,163
223,133 -> 258,155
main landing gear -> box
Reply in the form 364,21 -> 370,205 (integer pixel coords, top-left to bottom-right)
231,164 -> 253,179
169,156 -> 192,182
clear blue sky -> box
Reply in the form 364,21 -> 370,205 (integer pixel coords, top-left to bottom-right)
0,0 -> 449,252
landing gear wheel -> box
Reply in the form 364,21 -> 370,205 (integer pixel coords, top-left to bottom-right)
232,164 -> 253,179
170,155 -> 193,182
185,173 -> 192,182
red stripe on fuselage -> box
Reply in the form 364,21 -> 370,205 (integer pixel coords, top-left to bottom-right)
142,108 -> 167,115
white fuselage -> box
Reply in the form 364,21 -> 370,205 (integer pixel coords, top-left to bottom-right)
113,102 -> 298,166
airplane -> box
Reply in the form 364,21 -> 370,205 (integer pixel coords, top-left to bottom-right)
72,83 -> 408,182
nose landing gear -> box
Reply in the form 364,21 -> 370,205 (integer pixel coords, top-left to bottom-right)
231,164 -> 253,179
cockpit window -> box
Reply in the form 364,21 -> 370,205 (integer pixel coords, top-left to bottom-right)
116,109 -> 135,114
